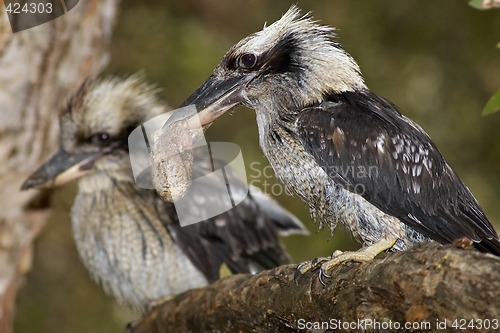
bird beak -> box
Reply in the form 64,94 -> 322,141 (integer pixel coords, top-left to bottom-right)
21,149 -> 102,190
178,73 -> 256,127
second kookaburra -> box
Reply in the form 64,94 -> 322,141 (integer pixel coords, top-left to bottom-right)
175,6 -> 500,274
21,74 -> 307,309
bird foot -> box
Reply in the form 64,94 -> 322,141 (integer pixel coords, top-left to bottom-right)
294,238 -> 397,286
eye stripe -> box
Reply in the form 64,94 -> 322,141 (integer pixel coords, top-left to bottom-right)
224,33 -> 303,75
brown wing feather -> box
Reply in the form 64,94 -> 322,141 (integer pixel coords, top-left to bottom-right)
296,90 -> 499,253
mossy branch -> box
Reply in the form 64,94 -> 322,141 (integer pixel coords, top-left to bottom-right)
129,242 -> 500,333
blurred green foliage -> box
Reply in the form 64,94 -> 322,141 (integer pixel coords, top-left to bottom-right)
15,1 -> 500,332
483,91 -> 500,115
469,0 -> 487,10
469,0 -> 500,10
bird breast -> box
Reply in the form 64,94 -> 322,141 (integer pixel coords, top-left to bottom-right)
255,109 -> 417,249
255,110 -> 331,224
71,173 -> 207,309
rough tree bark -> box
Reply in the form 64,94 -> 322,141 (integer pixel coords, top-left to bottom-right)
0,1 -> 120,332
130,243 -> 500,333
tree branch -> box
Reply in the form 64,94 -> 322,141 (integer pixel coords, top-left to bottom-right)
0,1 -> 120,331
130,242 -> 500,333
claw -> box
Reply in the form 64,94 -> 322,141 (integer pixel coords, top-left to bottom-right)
310,256 -> 330,268
294,257 -> 330,283
295,239 -> 397,286
320,266 -> 331,279
294,262 -> 307,284
293,270 -> 302,284
294,261 -> 313,284
295,262 -> 304,272
311,257 -> 322,266
295,256 -> 335,286
317,267 -> 329,287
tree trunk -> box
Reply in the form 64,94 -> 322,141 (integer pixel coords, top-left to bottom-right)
0,2 -> 120,332
130,243 -> 500,333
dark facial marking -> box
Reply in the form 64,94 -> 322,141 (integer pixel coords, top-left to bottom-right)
224,32 -> 304,76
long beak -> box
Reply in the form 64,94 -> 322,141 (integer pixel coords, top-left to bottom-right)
21,149 -> 102,190
171,73 -> 256,128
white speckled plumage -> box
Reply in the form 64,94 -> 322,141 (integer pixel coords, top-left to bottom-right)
180,5 -> 500,255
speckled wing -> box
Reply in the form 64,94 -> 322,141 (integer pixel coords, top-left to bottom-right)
149,157 -> 306,282
296,90 -> 500,254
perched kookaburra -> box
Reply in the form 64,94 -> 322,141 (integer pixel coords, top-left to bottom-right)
174,6 -> 500,275
21,74 -> 307,309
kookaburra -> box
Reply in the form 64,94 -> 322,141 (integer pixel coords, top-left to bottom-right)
174,6 -> 500,275
21,74 -> 307,309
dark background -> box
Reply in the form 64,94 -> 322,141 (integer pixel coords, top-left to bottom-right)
15,1 -> 500,332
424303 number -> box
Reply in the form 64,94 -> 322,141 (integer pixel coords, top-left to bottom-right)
5,2 -> 53,14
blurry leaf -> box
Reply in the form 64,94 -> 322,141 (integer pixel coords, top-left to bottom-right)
497,42 -> 500,49
469,0 -> 488,9
482,91 -> 500,116
219,263 -> 233,279
470,0 -> 500,9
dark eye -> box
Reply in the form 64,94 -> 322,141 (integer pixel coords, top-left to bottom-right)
238,53 -> 257,69
91,132 -> 112,147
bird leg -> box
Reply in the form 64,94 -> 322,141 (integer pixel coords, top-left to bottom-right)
295,237 -> 397,286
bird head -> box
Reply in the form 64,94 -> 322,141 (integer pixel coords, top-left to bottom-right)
22,74 -> 166,190
181,5 -> 366,126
